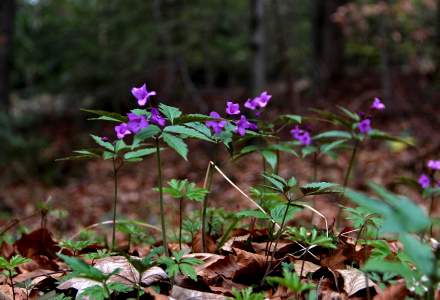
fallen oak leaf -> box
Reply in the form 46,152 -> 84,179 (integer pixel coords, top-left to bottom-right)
14,228 -> 59,260
171,285 -> 226,300
337,267 -> 376,297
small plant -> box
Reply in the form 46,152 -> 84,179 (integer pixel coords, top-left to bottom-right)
230,287 -> 265,300
160,179 -> 208,249
58,254 -> 133,299
266,263 -> 315,300
157,250 -> 203,282
0,255 -> 32,300
59,239 -> 95,256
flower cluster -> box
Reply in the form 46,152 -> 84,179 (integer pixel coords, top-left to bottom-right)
114,83 -> 165,139
418,159 -> 440,189
290,125 -> 312,146
357,97 -> 385,134
206,91 -> 271,136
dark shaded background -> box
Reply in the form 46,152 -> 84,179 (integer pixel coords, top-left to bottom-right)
0,0 -> 439,235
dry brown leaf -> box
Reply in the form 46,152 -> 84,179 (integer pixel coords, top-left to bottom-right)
0,284 -> 28,300
292,260 -> 320,276
192,231 -> 217,253
221,234 -> 250,253
232,248 -> 272,285
337,267 -> 376,296
171,285 -> 226,300
373,281 -> 408,300
14,228 -> 59,259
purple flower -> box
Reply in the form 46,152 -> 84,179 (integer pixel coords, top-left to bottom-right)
101,136 -> 109,142
131,83 -> 156,106
427,160 -> 440,171
226,101 -> 240,115
418,174 -> 431,189
127,113 -> 149,134
371,97 -> 385,111
115,123 -> 131,139
244,91 -> 272,111
206,111 -> 227,134
235,115 -> 256,136
150,108 -> 166,127
290,126 -> 312,146
357,119 -> 372,134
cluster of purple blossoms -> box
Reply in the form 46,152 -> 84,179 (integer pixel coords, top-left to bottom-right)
290,126 -> 312,146
418,159 -> 440,189
114,83 -> 166,139
206,91 -> 270,136
357,97 -> 385,134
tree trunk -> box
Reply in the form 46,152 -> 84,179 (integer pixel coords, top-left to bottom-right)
0,0 -> 15,109
250,0 -> 265,94
312,0 -> 346,93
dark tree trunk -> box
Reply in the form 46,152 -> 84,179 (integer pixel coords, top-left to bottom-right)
250,0 -> 265,94
0,0 -> 15,109
312,0 -> 346,93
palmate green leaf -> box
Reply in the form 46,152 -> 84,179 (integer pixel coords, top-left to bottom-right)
301,145 -> 318,158
56,149 -> 101,161
90,134 -> 114,152
270,204 -> 301,224
313,130 -> 352,140
300,182 -> 341,195
107,282 -> 133,293
184,122 -> 212,138
123,147 -> 157,160
81,109 -> 127,123
164,125 -> 212,142
133,125 -> 161,143
162,133 -> 188,160
268,144 -> 298,157
279,114 -> 302,124
80,285 -> 107,300
180,263 -> 198,281
261,150 -> 277,170
262,173 -> 286,192
159,103 -> 182,124
185,183 -> 209,201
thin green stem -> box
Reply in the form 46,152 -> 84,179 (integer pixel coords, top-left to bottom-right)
111,157 -> 118,251
217,218 -> 239,249
202,162 -> 214,253
155,138 -> 168,257
337,139 -> 360,228
179,198 -> 183,250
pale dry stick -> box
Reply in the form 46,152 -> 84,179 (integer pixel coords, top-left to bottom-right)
201,161 -> 214,253
68,220 -> 161,241
209,161 -> 280,230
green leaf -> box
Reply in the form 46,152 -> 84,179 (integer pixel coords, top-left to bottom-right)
281,114 -> 302,124
90,134 -> 114,152
123,148 -> 157,160
184,122 -> 212,138
235,210 -> 269,219
262,173 -> 286,192
79,285 -> 107,300
368,130 -> 415,146
134,125 -> 161,142
107,282 -> 133,293
300,182 -> 341,195
320,140 -> 348,154
400,234 -> 435,276
363,259 -> 414,281
261,150 -> 278,170
268,144 -> 298,157
81,109 -> 127,123
180,263 -> 198,281
58,254 -> 107,281
164,125 -> 212,142
174,114 -> 214,124
270,204 -> 301,224
159,103 -> 182,124
162,133 -> 188,160
337,106 -> 360,121
313,130 -> 352,140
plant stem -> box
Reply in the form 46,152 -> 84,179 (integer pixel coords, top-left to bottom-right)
179,198 -> 183,250
202,161 -> 214,253
337,139 -> 359,228
111,157 -> 119,251
9,272 -> 15,300
217,218 -> 239,249
155,138 -> 168,257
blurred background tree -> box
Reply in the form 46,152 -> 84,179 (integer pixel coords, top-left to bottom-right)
0,0 -> 439,182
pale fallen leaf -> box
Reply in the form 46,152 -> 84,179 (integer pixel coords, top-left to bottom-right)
58,256 -> 167,297
0,284 -> 28,300
221,234 -> 250,252
337,267 -> 376,296
171,285 -> 225,300
293,260 -> 320,276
